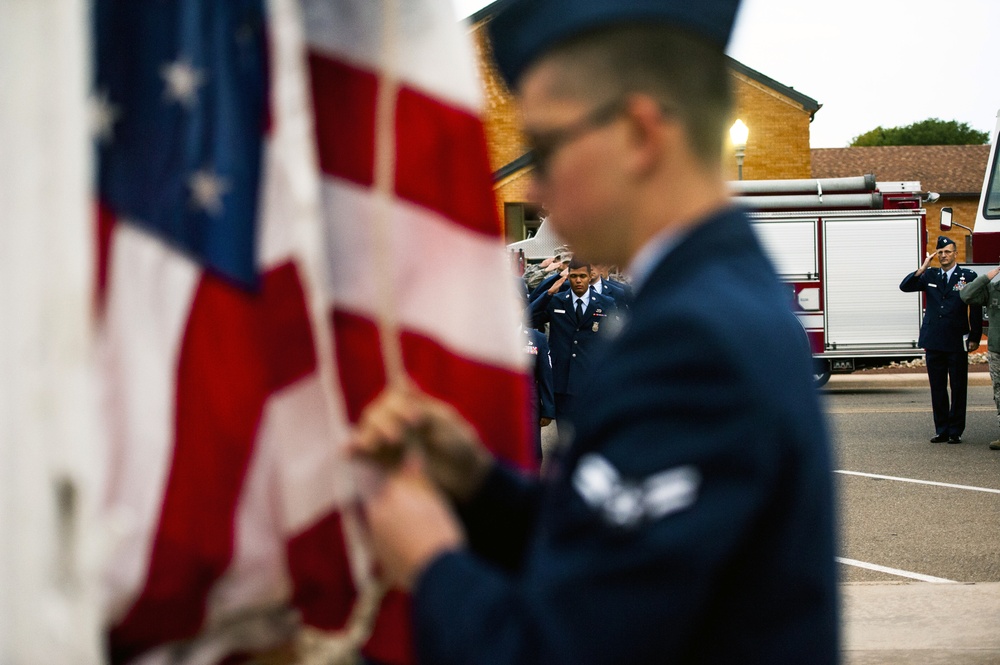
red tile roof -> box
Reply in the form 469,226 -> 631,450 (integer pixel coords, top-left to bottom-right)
811,145 -> 990,195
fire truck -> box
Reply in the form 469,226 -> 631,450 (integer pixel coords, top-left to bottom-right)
732,174 -> 936,386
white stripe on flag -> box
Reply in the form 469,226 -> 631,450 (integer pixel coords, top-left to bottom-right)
321,178 -> 529,372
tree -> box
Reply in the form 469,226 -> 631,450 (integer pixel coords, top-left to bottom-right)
849,118 -> 988,147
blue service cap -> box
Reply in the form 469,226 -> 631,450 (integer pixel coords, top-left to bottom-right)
936,236 -> 956,250
487,0 -> 742,88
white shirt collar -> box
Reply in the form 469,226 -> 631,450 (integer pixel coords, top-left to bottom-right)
570,288 -> 590,309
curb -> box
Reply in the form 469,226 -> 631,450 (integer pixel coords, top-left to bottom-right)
825,371 -> 992,390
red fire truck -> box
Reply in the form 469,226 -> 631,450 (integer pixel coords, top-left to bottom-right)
733,174 -> 936,385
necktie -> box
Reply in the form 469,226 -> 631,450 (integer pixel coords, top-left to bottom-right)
576,298 -> 584,323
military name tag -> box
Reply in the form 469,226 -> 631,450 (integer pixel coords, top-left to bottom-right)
554,309 -> 566,314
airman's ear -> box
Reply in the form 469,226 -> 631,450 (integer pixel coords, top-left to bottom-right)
621,93 -> 680,176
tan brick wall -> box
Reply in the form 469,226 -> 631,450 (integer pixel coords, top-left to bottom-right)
472,23 -> 816,239
924,197 -> 981,264
727,72 -> 813,181
472,27 -> 526,174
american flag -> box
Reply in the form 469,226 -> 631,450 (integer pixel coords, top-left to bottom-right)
95,0 -> 534,663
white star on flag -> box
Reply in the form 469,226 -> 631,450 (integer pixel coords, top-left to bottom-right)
89,90 -> 120,143
188,168 -> 229,215
161,58 -> 205,107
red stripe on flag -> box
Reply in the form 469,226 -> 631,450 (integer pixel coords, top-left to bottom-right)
363,590 -> 415,665
286,509 -> 358,631
394,86 -> 501,237
308,52 -> 502,238
109,262 -> 317,663
95,202 -> 116,317
331,309 -> 534,468
402,328 -> 535,468
308,52 -> 378,190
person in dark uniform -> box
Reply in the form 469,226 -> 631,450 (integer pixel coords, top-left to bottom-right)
350,1 -> 840,663
527,259 -> 618,421
526,252 -> 572,304
589,264 -> 632,310
900,236 -> 982,443
521,323 -> 555,463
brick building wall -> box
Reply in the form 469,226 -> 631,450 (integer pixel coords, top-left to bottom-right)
924,198 -> 981,263
473,27 -> 525,175
728,71 -> 813,181
470,22 -> 818,240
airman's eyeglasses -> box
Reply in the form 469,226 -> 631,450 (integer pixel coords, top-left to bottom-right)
524,98 -> 627,179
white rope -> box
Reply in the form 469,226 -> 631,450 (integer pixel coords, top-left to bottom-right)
371,0 -> 406,387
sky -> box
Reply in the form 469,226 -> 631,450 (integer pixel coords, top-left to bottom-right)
450,0 -> 1000,148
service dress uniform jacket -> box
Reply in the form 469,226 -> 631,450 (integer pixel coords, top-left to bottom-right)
412,208 -> 840,665
528,288 -> 618,397
523,327 -> 555,420
523,326 -> 555,460
590,277 -> 631,313
900,266 -> 982,352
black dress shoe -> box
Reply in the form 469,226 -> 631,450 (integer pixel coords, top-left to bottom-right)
930,434 -> 949,443
948,436 -> 962,444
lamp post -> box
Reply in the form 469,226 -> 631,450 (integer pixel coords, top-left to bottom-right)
729,119 -> 749,180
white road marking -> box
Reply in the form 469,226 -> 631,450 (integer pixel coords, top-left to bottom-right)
836,557 -> 957,584
835,470 -> 1000,495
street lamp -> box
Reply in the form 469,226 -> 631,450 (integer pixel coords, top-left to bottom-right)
729,119 -> 749,180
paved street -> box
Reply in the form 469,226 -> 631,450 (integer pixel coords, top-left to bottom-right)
823,375 -> 1000,663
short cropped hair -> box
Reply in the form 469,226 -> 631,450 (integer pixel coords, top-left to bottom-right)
531,23 -> 733,168
568,259 -> 591,272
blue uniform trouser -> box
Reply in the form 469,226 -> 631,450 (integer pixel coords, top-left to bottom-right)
926,349 -> 969,437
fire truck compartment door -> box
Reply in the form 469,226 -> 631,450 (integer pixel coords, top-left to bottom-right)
824,216 -> 922,347
751,219 -> 817,279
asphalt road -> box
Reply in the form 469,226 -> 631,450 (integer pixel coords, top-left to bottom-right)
823,381 -> 1000,585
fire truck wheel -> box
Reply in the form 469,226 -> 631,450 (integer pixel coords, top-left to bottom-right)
813,360 -> 831,388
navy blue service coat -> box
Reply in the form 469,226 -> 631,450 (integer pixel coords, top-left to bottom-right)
593,276 -> 632,310
528,288 -> 618,396
899,266 -> 982,351
523,327 -> 555,422
412,208 -> 840,665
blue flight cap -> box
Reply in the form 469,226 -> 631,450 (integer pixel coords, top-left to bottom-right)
936,236 -> 956,250
487,0 -> 742,88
